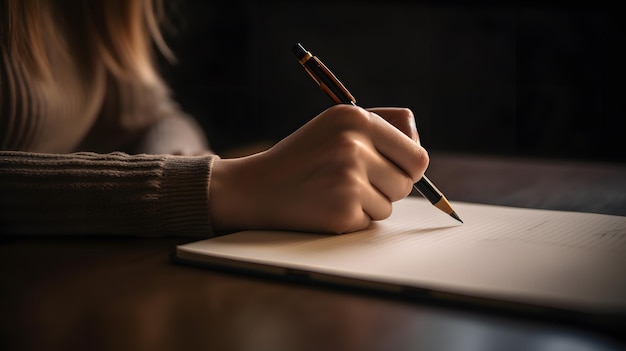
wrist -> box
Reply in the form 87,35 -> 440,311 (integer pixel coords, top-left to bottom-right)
209,154 -> 265,232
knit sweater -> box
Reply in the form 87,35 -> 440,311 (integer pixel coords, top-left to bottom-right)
0,19 -> 218,237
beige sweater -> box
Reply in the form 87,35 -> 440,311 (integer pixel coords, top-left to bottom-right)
0,22 -> 218,237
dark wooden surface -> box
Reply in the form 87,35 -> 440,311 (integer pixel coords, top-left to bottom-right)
426,152 -> 626,217
1,153 -> 625,351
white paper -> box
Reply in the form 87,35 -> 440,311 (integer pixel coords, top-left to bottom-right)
177,198 -> 626,314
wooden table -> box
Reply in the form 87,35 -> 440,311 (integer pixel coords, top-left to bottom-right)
1,153 -> 625,351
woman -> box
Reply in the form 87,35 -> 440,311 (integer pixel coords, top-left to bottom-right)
0,0 -> 428,236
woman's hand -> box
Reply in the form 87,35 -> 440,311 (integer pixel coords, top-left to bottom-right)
210,105 -> 429,234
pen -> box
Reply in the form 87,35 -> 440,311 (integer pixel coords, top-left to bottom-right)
292,43 -> 462,223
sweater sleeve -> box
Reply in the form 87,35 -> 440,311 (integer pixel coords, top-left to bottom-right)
0,151 -> 219,237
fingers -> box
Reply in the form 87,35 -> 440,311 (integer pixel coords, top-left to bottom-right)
214,104 -> 429,235
366,110 -> 429,182
317,133 -> 398,229
326,131 -> 411,226
367,107 -> 419,143
347,133 -> 414,202
328,177 -> 385,233
318,104 -> 427,198
324,105 -> 428,182
365,149 -> 415,202
326,175 -> 391,232
360,178 -> 393,221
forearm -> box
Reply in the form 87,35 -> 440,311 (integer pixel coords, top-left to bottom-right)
0,151 -> 217,237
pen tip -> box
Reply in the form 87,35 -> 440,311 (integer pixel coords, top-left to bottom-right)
450,211 -> 463,223
292,42 -> 308,59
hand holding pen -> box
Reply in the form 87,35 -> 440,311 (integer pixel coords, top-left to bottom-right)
292,43 -> 462,223
211,103 -> 433,233
208,44 -> 458,233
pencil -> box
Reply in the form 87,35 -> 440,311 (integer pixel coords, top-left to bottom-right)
292,43 -> 462,223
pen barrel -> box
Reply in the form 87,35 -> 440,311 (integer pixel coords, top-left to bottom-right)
303,57 -> 355,104
413,177 -> 443,205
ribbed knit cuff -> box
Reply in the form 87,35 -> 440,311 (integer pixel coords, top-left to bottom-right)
161,154 -> 218,237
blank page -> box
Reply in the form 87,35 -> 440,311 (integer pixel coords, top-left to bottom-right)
177,198 -> 626,315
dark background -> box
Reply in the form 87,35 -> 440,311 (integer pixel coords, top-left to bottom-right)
158,0 -> 625,162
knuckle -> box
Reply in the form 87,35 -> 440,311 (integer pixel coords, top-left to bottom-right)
327,202 -> 365,234
323,180 -> 369,234
327,104 -> 371,130
327,154 -> 360,182
332,132 -> 368,165
388,176 -> 414,202
397,107 -> 414,121
375,200 -> 393,220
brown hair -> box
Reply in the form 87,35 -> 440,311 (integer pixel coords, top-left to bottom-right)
0,0 -> 173,83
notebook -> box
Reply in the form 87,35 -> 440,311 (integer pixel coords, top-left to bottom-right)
175,197 -> 626,323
